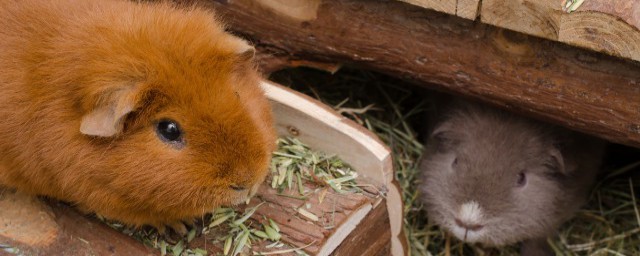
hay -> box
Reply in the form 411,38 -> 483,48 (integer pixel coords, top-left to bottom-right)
270,67 -> 640,256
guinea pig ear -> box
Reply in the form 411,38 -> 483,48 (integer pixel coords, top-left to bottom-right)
430,124 -> 460,153
233,38 -> 256,63
80,86 -> 139,137
548,147 -> 565,173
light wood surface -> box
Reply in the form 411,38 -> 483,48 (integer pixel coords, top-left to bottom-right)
399,0 -> 640,62
398,0 -> 456,15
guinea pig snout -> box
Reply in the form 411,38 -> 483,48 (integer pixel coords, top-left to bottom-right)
454,218 -> 484,231
450,201 -> 486,242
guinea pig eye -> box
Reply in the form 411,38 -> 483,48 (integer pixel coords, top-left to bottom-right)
156,119 -> 182,142
516,172 -> 527,187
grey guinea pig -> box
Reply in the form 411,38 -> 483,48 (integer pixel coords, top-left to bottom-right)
419,101 -> 605,255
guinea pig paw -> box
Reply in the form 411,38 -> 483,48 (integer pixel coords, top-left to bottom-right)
154,222 -> 187,236
168,221 -> 189,237
154,222 -> 189,244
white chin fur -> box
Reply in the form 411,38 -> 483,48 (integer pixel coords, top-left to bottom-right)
447,200 -> 491,244
450,224 -> 486,243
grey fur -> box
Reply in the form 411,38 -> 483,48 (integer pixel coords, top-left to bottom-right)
419,101 -> 604,251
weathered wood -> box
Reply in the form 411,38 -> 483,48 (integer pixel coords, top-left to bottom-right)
480,0 -> 640,62
480,0 -> 561,40
0,189 -> 157,256
206,0 -> 640,149
239,180 -> 380,255
401,0 -> 480,20
188,178 -> 383,255
248,0 -> 322,22
558,0 -> 640,62
456,0 -> 481,20
396,0 -> 640,62
398,0 -> 456,15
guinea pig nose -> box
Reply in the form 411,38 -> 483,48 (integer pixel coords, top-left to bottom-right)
229,184 -> 247,191
454,218 -> 484,231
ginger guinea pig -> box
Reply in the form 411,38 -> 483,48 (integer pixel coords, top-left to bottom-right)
0,0 -> 276,229
419,101 -> 604,255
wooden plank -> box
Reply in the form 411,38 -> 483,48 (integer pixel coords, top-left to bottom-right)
456,0 -> 481,20
251,0 -> 322,21
559,0 -> 640,62
398,0 -> 456,15
480,0 -> 561,40
332,196 -> 392,256
392,0 -> 640,62
480,0 -> 640,62
188,179 -> 380,255
207,0 -> 640,149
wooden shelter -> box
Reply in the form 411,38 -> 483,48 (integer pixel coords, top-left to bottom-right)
204,0 -> 640,149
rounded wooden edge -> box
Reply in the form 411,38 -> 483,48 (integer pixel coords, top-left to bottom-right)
261,80 -> 407,256
317,204 -> 373,256
261,80 -> 393,184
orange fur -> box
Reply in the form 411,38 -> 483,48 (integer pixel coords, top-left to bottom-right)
0,0 -> 276,227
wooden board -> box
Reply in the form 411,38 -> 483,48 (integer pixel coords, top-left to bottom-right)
398,0 -> 456,15
558,1 -> 640,62
260,81 -> 404,255
0,81 -> 403,256
480,0 -> 561,40
207,0 -> 640,149
398,0 -> 640,62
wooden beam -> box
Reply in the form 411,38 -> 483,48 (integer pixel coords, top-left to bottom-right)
204,0 -> 640,148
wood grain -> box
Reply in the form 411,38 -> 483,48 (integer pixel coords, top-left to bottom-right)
332,197 -> 392,256
456,0 -> 481,20
559,0 -> 640,62
252,0 -> 322,21
480,0 -> 561,40
260,81 -> 404,255
206,0 -> 640,149
387,1 -> 640,62
398,0 -> 456,15
0,189 -> 156,256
